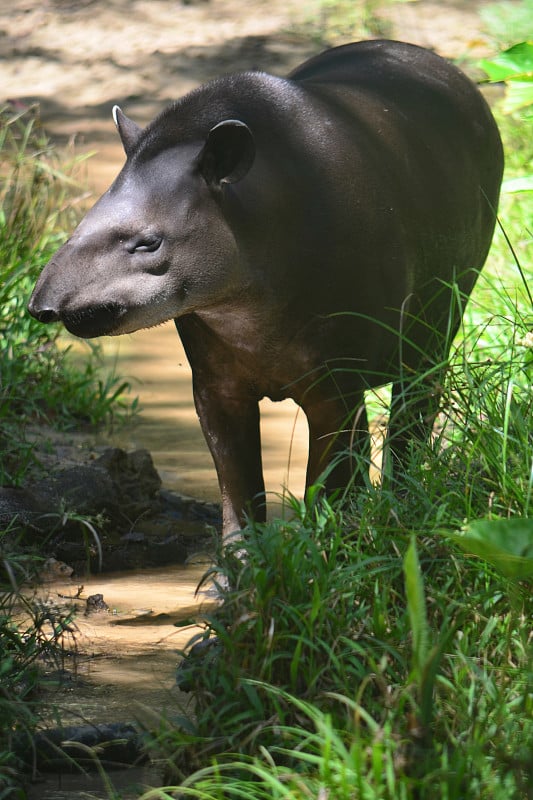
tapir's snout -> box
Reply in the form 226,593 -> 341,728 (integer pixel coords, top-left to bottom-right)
28,280 -> 127,338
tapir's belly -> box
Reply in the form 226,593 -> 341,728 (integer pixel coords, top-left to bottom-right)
191,301 -> 393,403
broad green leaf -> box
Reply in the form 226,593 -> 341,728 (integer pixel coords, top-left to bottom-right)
480,42 -> 533,112
480,42 -> 533,82
443,518 -> 533,579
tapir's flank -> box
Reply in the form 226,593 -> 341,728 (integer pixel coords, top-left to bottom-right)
29,41 -> 503,537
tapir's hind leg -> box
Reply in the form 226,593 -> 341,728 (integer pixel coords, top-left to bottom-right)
386,301 -> 462,477
303,388 -> 371,495
384,270 -> 474,479
387,371 -> 443,476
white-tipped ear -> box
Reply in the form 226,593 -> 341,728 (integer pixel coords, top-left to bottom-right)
197,120 -> 255,186
112,105 -> 142,157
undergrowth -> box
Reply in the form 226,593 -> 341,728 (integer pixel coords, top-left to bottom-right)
0,103 -> 134,485
0,105 -> 135,796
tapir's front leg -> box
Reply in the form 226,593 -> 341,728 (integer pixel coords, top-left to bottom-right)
193,382 -> 265,538
176,317 -> 265,540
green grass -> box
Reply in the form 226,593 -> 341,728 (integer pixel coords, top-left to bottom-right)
0,104 -> 135,485
141,496 -> 531,798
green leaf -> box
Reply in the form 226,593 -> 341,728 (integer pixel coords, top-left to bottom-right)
502,175 -> 533,193
403,536 -> 429,675
480,42 -> 533,112
480,42 -> 533,82
443,518 -> 533,579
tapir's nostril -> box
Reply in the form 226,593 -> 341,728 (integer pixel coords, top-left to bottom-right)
29,305 -> 60,324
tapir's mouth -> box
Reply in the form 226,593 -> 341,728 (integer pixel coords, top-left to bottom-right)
61,303 -> 127,339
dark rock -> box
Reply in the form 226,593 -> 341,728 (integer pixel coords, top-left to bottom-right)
85,593 -> 109,614
152,534 -> 188,565
1,444 -> 221,574
0,485 -> 50,532
120,530 -> 146,543
159,488 -> 221,527
95,447 -> 161,514
34,463 -> 118,519
27,722 -> 146,771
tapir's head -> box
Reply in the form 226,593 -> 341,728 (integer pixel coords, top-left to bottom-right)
28,106 -> 255,337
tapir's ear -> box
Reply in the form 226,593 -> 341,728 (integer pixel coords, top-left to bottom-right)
197,120 -> 255,186
112,105 -> 142,157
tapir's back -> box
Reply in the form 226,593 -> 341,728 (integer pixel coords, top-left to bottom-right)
289,39 -> 503,252
283,40 -> 502,322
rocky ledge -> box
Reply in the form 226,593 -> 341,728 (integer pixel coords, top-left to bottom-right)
0,440 -> 221,577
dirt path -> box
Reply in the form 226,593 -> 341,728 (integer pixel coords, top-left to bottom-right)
2,0 -> 496,192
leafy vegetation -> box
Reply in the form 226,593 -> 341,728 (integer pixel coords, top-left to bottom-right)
0,103 -> 134,485
141,491 -> 531,798
0,105 -> 134,797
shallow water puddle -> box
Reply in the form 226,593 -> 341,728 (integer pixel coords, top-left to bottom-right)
44,562 -> 212,648
33,563 -> 214,717
23,564 -> 217,796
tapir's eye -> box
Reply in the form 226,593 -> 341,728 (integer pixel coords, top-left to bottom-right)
126,234 -> 163,254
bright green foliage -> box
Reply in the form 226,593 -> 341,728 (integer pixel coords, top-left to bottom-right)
143,486 -> 532,798
480,40 -> 533,197
160,492 -> 408,777
0,105 -> 134,484
480,42 -> 533,116
444,518 -> 533,579
404,537 -> 429,678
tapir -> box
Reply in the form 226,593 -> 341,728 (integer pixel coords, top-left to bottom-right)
28,40 -> 503,538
